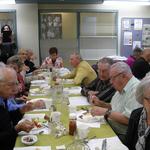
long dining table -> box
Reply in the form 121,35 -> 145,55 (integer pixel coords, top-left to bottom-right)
14,77 -> 128,150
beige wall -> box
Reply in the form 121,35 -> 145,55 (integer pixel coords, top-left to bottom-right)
16,4 -> 39,65
40,12 -> 77,67
0,13 -> 14,19
62,13 -> 77,39
0,3 -> 150,65
39,3 -> 150,57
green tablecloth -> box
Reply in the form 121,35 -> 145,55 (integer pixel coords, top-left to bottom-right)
15,83 -> 116,149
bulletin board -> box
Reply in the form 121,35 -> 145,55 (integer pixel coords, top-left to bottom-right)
121,18 -> 150,57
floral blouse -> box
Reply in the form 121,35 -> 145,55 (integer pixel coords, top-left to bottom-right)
41,56 -> 63,68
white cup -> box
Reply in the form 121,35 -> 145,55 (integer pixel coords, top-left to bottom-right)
50,111 -> 61,123
44,99 -> 52,109
77,125 -> 89,139
69,105 -> 76,114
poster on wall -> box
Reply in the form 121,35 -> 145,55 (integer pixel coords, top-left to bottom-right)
134,19 -> 143,30
122,19 -> 131,30
124,31 -> 132,45
40,14 -> 62,40
142,24 -> 150,47
133,41 -> 141,49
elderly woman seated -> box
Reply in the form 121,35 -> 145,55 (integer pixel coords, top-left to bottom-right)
18,48 -> 38,74
125,75 -> 150,150
41,47 -> 63,69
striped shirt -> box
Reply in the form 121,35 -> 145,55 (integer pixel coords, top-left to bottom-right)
81,77 -> 116,103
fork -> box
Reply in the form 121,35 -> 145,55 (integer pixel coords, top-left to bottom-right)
83,136 -> 97,144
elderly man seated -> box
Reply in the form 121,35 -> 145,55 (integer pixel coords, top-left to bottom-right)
0,66 -> 36,150
81,57 -> 116,107
91,62 -> 142,144
62,52 -> 97,86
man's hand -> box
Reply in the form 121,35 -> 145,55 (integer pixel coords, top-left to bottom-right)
15,120 -> 34,133
33,100 -> 45,109
20,102 -> 34,113
88,91 -> 99,97
89,95 -> 100,106
19,95 -> 30,102
90,106 -> 107,116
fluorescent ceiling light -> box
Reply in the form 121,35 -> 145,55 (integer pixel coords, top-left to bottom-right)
105,0 -> 150,1
103,0 -> 150,6
0,0 -> 15,4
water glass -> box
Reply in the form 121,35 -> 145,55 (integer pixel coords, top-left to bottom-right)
66,141 -> 90,150
50,111 -> 61,123
69,105 -> 76,114
77,125 -> 89,140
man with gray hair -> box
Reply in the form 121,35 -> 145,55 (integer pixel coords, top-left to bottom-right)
62,52 -> 97,86
81,57 -> 115,107
132,47 -> 150,79
91,62 -> 142,143
0,66 -> 34,150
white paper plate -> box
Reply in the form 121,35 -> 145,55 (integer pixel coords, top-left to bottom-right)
29,98 -> 52,109
14,146 -> 51,150
21,135 -> 38,145
77,111 -> 100,123
63,79 -> 74,84
18,115 -> 49,135
31,80 -> 46,85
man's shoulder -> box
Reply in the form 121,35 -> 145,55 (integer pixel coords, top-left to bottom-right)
125,76 -> 140,90
131,76 -> 140,84
134,57 -> 147,65
79,60 -> 89,65
131,107 -> 143,119
79,60 -> 93,69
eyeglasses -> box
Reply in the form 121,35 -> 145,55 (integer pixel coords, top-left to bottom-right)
110,72 -> 124,81
1,81 -> 19,87
19,53 -> 27,55
144,96 -> 150,101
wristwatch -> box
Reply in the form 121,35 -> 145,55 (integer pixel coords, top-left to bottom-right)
104,108 -> 112,120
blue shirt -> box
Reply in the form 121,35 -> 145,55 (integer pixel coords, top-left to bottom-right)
0,96 -> 25,111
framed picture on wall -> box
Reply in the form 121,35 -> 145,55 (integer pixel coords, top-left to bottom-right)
40,14 -> 62,40
122,19 -> 131,30
142,24 -> 150,47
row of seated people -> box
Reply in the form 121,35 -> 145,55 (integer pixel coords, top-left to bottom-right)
0,59 -> 148,150
2,39 -> 150,85
0,45 -> 150,150
0,65 -> 47,150
78,57 -> 149,150
61,52 -> 150,149
0,46 -> 97,150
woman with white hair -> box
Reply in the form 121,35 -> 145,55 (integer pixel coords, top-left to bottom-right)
126,75 -> 150,150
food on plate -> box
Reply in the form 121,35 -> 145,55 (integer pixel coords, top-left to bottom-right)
79,111 -> 91,119
44,114 -> 50,122
30,88 -> 40,93
21,135 -> 38,145
78,111 -> 100,123
32,118 -> 48,129
35,148 -> 41,150
23,136 -> 34,142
